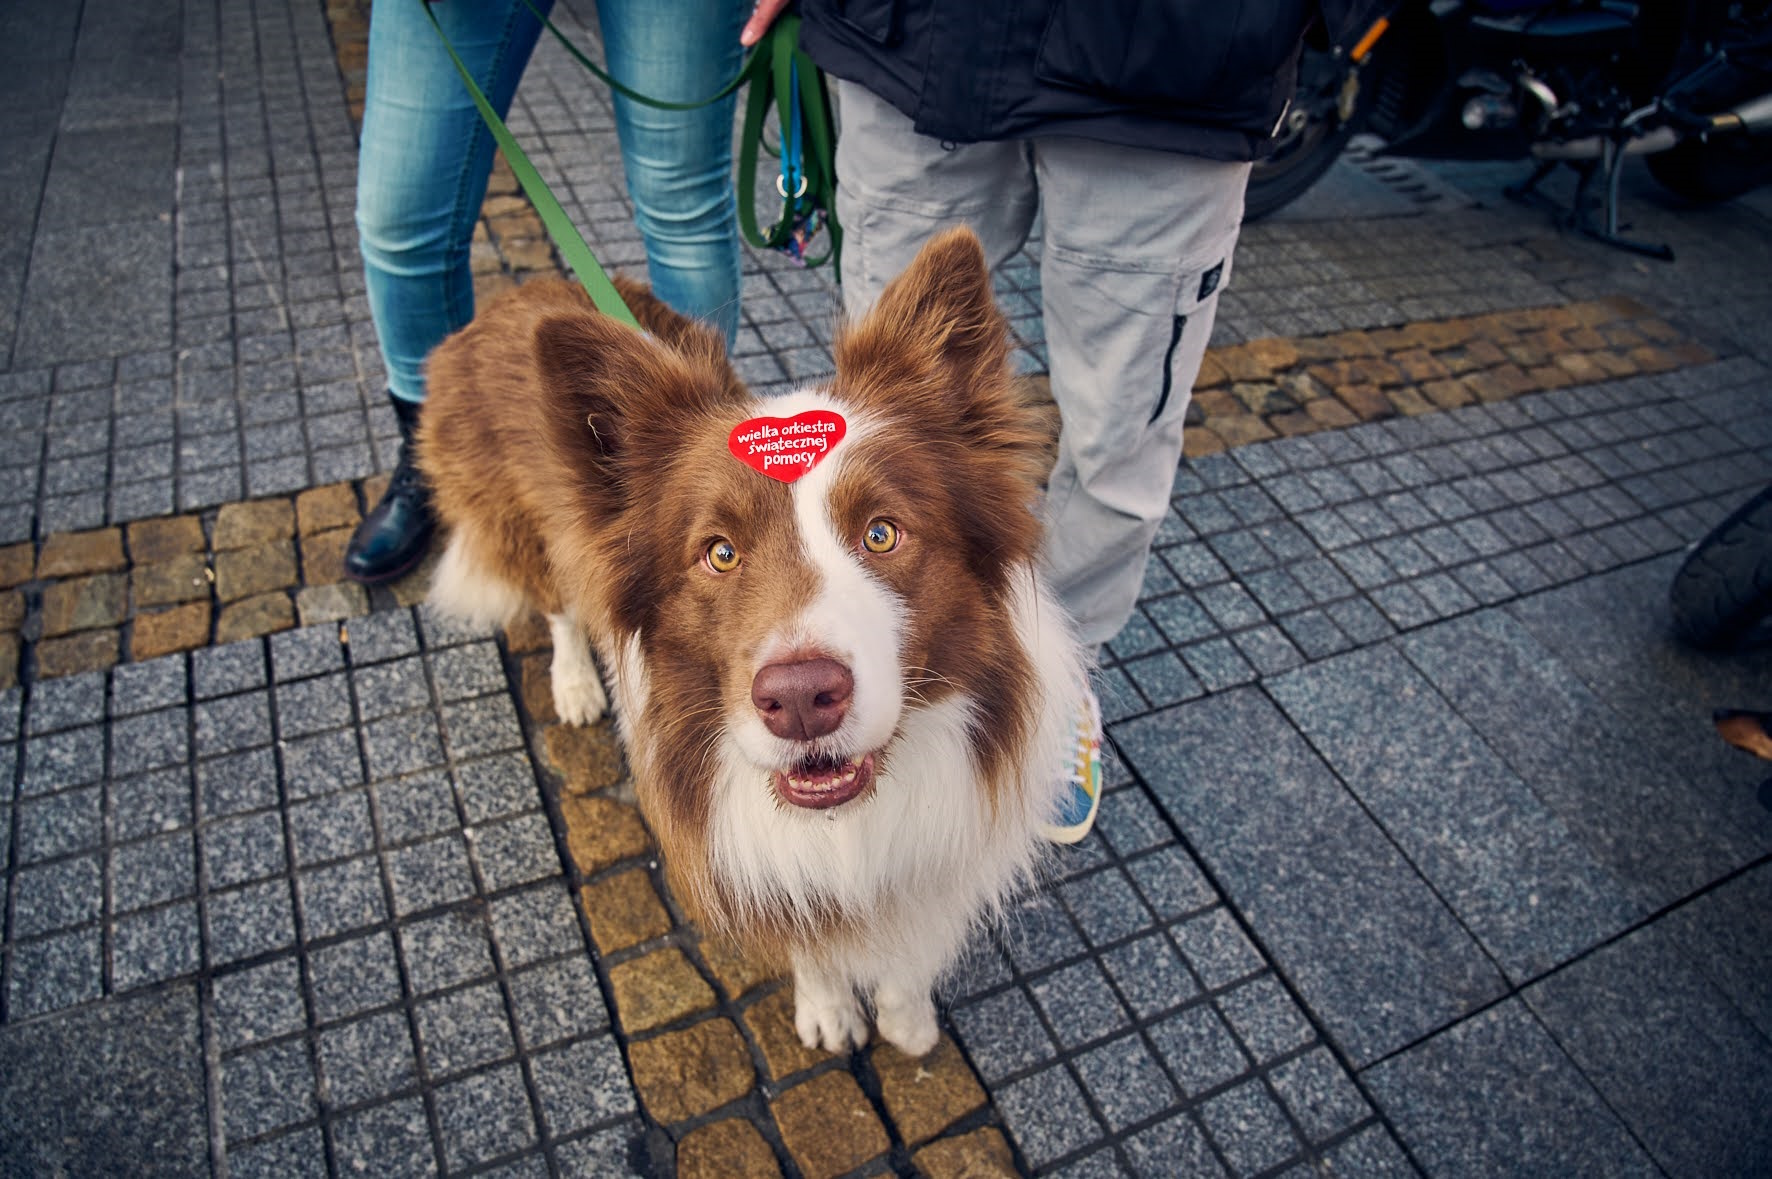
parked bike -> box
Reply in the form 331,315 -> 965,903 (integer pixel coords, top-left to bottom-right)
1249,1 -> 1772,257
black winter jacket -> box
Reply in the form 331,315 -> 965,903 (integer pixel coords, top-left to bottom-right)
799,0 -> 1386,161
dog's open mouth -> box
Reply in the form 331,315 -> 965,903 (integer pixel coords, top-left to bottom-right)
772,751 -> 877,810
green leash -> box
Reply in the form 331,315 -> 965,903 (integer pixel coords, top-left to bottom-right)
507,1 -> 841,273
421,0 -> 641,329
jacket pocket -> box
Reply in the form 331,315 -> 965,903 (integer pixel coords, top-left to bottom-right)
1035,0 -> 1308,119
828,0 -> 900,45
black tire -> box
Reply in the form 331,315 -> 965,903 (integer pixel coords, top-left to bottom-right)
1669,484 -> 1772,650
1647,136 -> 1772,204
1246,46 -> 1361,221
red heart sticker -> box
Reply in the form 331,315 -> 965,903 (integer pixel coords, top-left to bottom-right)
728,410 -> 847,483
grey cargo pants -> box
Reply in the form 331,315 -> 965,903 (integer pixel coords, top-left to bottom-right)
834,81 -> 1251,647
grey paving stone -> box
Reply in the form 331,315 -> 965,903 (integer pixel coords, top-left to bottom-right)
1178,638 -> 1258,693
363,712 -> 447,781
194,690 -> 272,758
296,856 -> 387,939
214,956 -> 306,1052
287,788 -> 375,866
207,878 -> 297,965
15,785 -> 103,863
354,658 -> 431,721
1002,891 -> 1088,974
13,854 -> 102,936
1094,787 -> 1171,858
221,1038 -> 317,1141
553,1122 -> 648,1177
196,748 -> 278,819
0,985 -> 208,1176
508,955 -> 610,1048
21,725 -> 106,796
1121,650 -> 1205,708
203,809 -> 288,889
1029,959 -> 1133,1050
1199,1079 -> 1303,1176
440,694 -> 524,761
1404,610 -> 1755,907
1661,862 -> 1772,1042
1172,908 -> 1264,990
1100,931 -> 1200,1021
330,1098 -> 435,1179
1526,923 -> 1772,1178
270,623 -> 347,681
274,673 -> 352,739
1074,1033 -> 1181,1132
1268,1047 -> 1371,1145
374,771 -> 460,846
433,1064 -> 538,1171
489,884 -> 583,969
1123,1113 -> 1228,1179
112,900 -> 202,989
470,812 -> 559,893
952,988 -> 1060,1083
1370,999 -> 1656,1179
1118,690 -> 1502,1065
454,751 -> 540,825
1122,845 -> 1217,921
1320,1123 -> 1416,1176
279,728 -> 364,800
415,982 -> 515,1077
530,1036 -> 636,1136
431,642 -> 507,701
1060,867 -> 1158,947
112,829 -> 196,911
1231,625 -> 1305,677
1507,558 -> 1772,856
193,640 -> 267,699
1271,646 -> 1638,979
1217,974 -> 1314,1064
386,834 -> 476,917
6,927 -> 102,1017
1147,1003 -> 1250,1098
345,608 -> 422,663
109,707 -> 190,775
110,656 -> 188,717
27,671 -> 106,734
318,1010 -> 420,1106
996,1065 -> 1106,1169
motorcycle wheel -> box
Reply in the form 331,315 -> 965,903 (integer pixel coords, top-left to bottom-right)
1647,136 -> 1772,203
1669,484 -> 1772,650
1246,46 -> 1359,221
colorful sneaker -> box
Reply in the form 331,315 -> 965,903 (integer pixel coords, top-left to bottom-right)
1044,679 -> 1103,844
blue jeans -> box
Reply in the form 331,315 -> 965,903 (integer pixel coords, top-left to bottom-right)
357,0 -> 747,403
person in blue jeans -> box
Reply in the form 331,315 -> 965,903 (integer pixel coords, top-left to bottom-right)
347,0 -> 758,583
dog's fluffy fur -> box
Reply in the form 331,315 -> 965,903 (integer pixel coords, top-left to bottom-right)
418,228 -> 1086,1055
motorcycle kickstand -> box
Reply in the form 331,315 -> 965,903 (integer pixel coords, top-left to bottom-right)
1504,144 -> 1674,261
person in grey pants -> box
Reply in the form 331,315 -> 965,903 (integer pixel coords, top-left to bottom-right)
783,0 -> 1384,648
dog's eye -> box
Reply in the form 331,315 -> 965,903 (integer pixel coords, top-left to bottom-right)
705,539 -> 741,573
862,518 -> 900,554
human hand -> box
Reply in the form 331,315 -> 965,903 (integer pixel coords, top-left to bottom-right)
740,0 -> 792,47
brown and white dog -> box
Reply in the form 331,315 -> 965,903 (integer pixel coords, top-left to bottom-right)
418,228 -> 1086,1055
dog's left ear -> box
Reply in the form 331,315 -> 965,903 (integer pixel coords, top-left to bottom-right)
834,227 -> 1042,463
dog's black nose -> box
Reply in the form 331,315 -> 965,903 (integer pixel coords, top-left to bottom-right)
752,657 -> 853,741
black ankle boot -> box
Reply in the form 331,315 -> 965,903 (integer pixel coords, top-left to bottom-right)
344,394 -> 437,585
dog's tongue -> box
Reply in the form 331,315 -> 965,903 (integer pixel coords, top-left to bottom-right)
773,752 -> 874,810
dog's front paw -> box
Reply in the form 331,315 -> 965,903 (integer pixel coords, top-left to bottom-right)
795,989 -> 869,1054
875,995 -> 939,1057
551,661 -> 608,726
